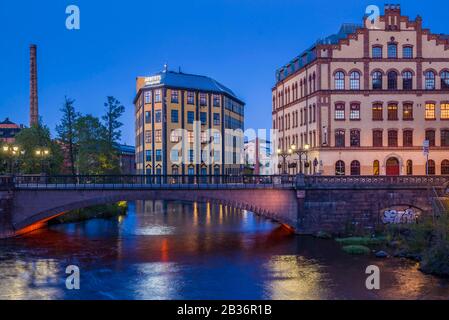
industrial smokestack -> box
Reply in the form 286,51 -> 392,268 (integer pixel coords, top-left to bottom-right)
30,44 -> 39,127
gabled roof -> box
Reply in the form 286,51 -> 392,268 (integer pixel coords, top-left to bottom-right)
139,70 -> 244,104
276,23 -> 362,82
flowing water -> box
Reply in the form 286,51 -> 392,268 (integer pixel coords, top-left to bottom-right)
0,200 -> 448,300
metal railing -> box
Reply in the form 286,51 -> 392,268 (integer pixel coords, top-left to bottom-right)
304,175 -> 449,188
11,174 -> 297,190
0,176 -> 14,190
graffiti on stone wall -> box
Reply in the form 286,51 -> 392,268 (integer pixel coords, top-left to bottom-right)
382,208 -> 420,224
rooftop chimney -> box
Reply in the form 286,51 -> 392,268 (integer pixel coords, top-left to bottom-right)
30,44 -> 39,127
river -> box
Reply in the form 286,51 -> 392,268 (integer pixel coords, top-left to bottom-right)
0,200 -> 448,300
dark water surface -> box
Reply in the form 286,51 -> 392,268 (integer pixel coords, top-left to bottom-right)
0,200 -> 448,300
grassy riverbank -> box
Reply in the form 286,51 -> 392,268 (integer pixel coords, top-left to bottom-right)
49,201 -> 128,224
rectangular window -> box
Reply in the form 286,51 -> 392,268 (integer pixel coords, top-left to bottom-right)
372,46 -> 382,58
171,90 -> 179,103
388,130 -> 398,147
442,130 -> 449,147
403,46 -> 413,59
213,132 -> 220,145
145,130 -> 152,143
200,93 -> 207,106
425,103 -> 436,120
155,110 -> 162,123
155,90 -> 161,103
156,149 -> 162,162
373,130 -> 383,147
388,44 -> 397,58
388,104 -> 398,120
187,91 -> 194,104
188,150 -> 194,162
155,129 -> 162,143
335,130 -> 345,147
187,111 -> 195,124
145,150 -> 152,162
372,104 -> 383,121
213,95 -> 220,107
213,113 -> 220,125
335,104 -> 345,120
403,130 -> 413,147
403,103 -> 413,120
170,149 -> 179,162
171,110 -> 179,123
441,103 -> 449,119
145,111 -> 151,124
213,151 -> 220,162
200,112 -> 207,125
350,104 -> 360,120
144,91 -> 151,104
350,130 -> 360,147
426,130 -> 436,147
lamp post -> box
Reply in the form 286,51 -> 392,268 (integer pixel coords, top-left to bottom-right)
290,143 -> 310,175
276,148 -> 292,175
35,148 -> 50,174
2,145 -> 23,175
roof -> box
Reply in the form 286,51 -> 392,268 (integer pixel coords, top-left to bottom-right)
138,70 -> 244,104
276,23 -> 362,82
116,144 -> 135,154
0,118 -> 20,129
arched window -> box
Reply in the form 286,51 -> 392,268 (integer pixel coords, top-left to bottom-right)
350,71 -> 360,90
373,160 -> 380,176
372,71 -> 383,90
402,71 -> 413,90
406,160 -> 413,175
425,71 -> 436,90
427,160 -> 436,175
335,71 -> 345,90
387,71 -> 398,90
442,160 -> 449,175
350,160 -> 361,176
335,160 -> 345,176
441,71 -> 449,89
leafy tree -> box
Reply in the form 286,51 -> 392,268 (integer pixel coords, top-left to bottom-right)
56,96 -> 80,175
75,115 -> 120,175
102,96 -> 125,146
14,124 -> 63,174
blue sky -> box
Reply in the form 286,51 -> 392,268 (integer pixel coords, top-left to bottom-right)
1,0 -> 448,145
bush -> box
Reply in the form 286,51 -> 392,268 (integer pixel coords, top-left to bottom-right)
342,245 -> 371,255
420,241 -> 449,277
336,237 -> 386,246
50,202 -> 128,224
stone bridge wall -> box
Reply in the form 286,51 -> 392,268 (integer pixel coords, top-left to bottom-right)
5,188 -> 299,238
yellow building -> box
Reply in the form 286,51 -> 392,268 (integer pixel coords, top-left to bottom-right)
134,68 -> 245,176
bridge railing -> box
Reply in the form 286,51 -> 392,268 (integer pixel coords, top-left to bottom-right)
303,175 -> 449,188
0,176 -> 14,191
12,174 -> 297,189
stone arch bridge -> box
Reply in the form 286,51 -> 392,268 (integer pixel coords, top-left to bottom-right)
1,175 -> 448,239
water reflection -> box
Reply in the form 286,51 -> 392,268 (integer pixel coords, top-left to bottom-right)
0,200 -> 448,300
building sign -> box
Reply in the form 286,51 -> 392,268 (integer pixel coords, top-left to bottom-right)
144,75 -> 161,86
423,140 -> 430,155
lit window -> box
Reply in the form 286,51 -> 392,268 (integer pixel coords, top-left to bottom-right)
403,103 -> 413,120
350,104 -> 360,120
388,103 -> 398,120
170,130 -> 180,143
145,130 -> 152,143
425,103 -> 436,120
155,129 -> 162,143
372,103 -> 383,121
441,103 -> 449,119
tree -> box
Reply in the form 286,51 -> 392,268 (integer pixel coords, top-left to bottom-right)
102,96 -> 125,146
75,115 -> 120,175
14,124 -> 63,174
56,96 -> 80,175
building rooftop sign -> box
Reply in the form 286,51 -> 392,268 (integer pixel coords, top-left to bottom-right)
144,75 -> 162,86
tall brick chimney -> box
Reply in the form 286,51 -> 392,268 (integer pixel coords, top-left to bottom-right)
29,44 -> 39,127
384,4 -> 401,31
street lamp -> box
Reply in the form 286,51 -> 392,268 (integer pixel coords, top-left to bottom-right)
2,145 -> 23,174
35,148 -> 50,174
290,143 -> 310,175
276,148 -> 292,175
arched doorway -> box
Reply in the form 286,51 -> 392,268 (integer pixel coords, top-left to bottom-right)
386,157 -> 400,176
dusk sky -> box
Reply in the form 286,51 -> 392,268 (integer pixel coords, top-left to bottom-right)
1,0 -> 448,145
